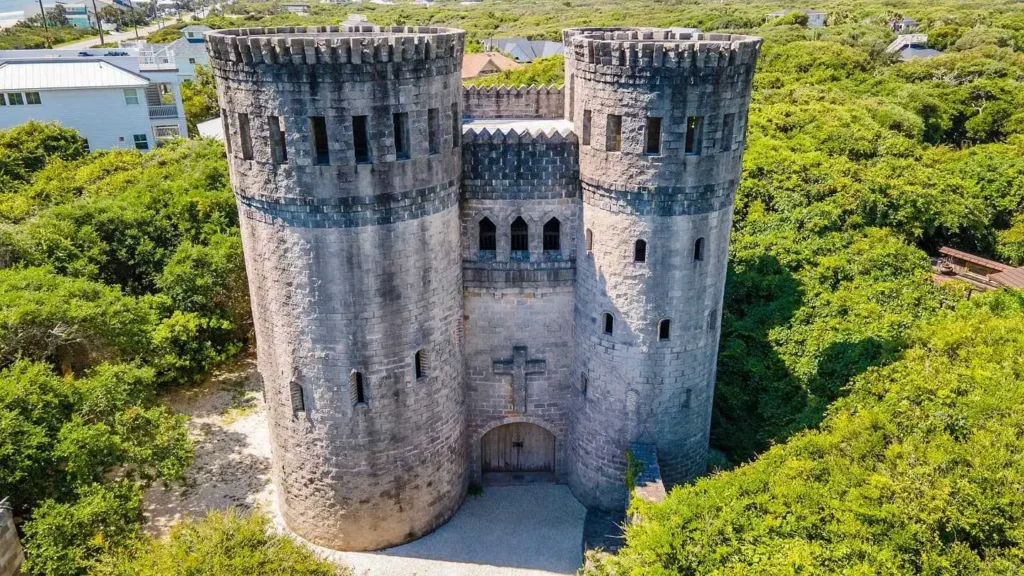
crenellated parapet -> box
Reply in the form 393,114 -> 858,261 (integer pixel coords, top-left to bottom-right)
564,30 -> 760,75
205,25 -> 464,67
462,125 -> 578,201
462,85 -> 564,119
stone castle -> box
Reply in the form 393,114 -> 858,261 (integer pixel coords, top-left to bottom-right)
206,24 -> 761,551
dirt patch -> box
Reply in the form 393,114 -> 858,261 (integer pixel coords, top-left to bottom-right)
143,355 -> 276,537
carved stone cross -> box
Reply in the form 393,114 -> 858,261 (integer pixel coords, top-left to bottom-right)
492,346 -> 546,414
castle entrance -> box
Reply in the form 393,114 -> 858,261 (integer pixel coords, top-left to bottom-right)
481,423 -> 555,484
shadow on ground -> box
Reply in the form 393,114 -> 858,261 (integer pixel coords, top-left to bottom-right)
328,485 -> 588,576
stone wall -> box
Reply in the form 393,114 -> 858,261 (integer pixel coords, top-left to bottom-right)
460,126 -> 579,481
462,85 -> 564,119
0,499 -> 23,576
566,29 -> 761,509
208,25 -> 468,552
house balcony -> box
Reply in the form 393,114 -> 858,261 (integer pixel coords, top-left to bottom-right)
138,47 -> 177,71
149,104 -> 179,119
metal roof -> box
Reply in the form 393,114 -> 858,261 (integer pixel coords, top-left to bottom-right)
0,60 -> 149,91
991,268 -> 1024,290
939,246 -> 1013,272
168,37 -> 211,59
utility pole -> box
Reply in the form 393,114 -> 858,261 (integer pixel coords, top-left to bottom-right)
126,0 -> 139,39
91,0 -> 104,44
36,0 -> 51,48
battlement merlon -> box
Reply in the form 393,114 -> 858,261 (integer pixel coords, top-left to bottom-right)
205,26 -> 465,66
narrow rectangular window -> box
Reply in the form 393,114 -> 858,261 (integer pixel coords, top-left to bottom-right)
451,102 -> 460,148
427,108 -> 440,155
290,381 -> 304,413
580,373 -> 588,396
220,109 -> 232,155
606,114 -> 621,152
133,133 -> 149,151
8,93 -> 24,105
25,92 -> 40,105
352,372 -> 367,406
0,94 -> 6,106
237,112 -> 253,160
685,116 -> 703,155
310,116 -> 330,165
721,113 -> 735,152
123,88 -> 140,106
393,112 -> 410,160
414,350 -> 426,379
268,115 -> 287,164
352,115 -> 371,163
645,117 -> 662,154
582,109 -> 591,146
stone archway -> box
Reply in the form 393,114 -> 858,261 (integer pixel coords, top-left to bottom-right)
481,422 -> 556,484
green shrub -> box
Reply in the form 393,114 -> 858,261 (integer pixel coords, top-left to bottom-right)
23,481 -> 144,576
0,268 -> 156,372
98,510 -> 346,576
590,290 -> 1024,574
150,311 -> 243,387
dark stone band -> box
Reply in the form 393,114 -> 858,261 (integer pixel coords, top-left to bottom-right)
580,177 -> 735,216
237,178 -> 459,228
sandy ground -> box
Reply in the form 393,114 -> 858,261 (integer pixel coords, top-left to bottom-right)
143,359 -> 589,575
143,356 -> 276,537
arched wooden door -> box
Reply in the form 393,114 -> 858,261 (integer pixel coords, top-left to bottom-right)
481,422 -> 555,474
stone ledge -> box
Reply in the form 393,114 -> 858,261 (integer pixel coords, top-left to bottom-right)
629,443 -> 667,505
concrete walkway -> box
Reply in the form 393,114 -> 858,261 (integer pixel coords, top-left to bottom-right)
323,485 -> 588,576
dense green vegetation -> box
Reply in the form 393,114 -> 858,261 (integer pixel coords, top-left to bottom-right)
97,510 -> 346,575
591,290 -> 1024,574
0,123 -> 247,574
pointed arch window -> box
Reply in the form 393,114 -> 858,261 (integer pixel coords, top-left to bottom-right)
479,217 -> 496,252
511,217 -> 529,255
543,218 -> 561,252
585,228 -> 593,251
634,239 -> 647,263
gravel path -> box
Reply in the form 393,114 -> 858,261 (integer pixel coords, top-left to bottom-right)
144,358 -> 588,575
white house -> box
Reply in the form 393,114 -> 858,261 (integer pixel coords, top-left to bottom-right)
0,48 -> 188,151
282,3 -> 311,14
766,8 -> 827,28
152,25 -> 211,79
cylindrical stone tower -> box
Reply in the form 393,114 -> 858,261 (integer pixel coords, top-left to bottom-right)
206,25 -> 467,550
566,29 -> 761,509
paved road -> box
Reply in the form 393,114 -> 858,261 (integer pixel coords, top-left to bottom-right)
318,485 -> 589,576
59,17 -> 187,49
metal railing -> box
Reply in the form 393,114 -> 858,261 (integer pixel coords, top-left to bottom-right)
149,105 -> 179,119
138,47 -> 177,70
